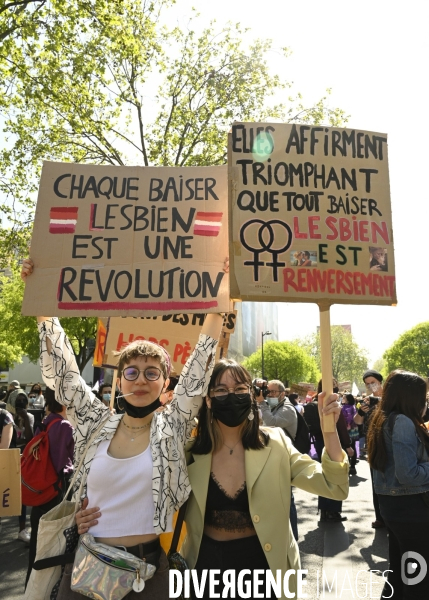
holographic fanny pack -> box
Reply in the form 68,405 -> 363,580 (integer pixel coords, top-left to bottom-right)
71,534 -> 156,599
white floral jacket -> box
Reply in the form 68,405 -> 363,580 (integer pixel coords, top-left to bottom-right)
38,318 -> 218,534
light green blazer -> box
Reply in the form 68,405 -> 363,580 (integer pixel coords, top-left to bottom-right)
181,427 -> 349,598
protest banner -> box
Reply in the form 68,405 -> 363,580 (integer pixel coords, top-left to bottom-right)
290,383 -> 311,397
93,319 -> 107,367
22,162 -> 229,317
0,449 -> 22,517
102,312 -> 237,374
338,381 -> 351,392
228,123 -> 396,430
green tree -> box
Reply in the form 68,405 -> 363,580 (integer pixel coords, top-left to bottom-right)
0,0 -> 347,266
383,322 -> 429,377
295,326 -> 368,384
0,267 -> 97,371
243,340 -> 320,384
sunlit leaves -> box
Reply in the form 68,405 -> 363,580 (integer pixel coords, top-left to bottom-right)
383,323 -> 429,377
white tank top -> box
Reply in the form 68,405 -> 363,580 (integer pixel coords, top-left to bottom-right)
87,440 -> 172,537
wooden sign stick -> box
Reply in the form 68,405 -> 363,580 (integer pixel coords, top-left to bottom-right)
110,369 -> 118,411
318,301 -> 336,433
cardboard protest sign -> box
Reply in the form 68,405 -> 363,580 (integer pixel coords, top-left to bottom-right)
228,123 -> 396,306
0,449 -> 22,517
22,162 -> 229,317
338,381 -> 351,392
102,312 -> 237,374
93,319 -> 107,367
290,383 -> 312,397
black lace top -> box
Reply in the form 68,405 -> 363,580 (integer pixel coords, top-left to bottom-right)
204,472 -> 255,532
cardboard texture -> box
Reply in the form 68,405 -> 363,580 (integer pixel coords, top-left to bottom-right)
93,319 -> 107,367
23,163 -> 229,317
290,383 -> 312,397
102,312 -> 236,374
0,449 -> 22,517
228,123 -> 396,306
338,381 -> 352,392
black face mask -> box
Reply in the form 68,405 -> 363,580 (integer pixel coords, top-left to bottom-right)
211,393 -> 252,428
121,397 -> 161,418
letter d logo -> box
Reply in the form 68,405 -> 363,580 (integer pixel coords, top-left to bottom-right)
401,551 -> 427,585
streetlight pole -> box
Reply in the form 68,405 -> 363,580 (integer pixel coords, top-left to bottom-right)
261,331 -> 271,380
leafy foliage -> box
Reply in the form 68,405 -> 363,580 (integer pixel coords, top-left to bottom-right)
243,340 -> 320,384
0,0 -> 348,267
383,322 -> 429,377
295,326 -> 368,384
0,267 -> 97,371
0,1 -> 348,370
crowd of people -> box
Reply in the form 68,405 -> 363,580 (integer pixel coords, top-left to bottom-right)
0,257 -> 428,599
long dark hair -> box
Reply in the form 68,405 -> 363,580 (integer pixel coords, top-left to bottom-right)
368,370 -> 429,471
192,359 -> 269,454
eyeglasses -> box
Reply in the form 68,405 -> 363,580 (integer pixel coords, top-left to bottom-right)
267,389 -> 281,397
210,385 -> 250,401
122,366 -> 163,382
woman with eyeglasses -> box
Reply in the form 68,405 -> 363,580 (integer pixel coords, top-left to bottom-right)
21,258 -> 224,599
368,370 -> 429,600
181,359 -> 349,599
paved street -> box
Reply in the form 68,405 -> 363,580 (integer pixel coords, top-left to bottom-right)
0,457 -> 388,599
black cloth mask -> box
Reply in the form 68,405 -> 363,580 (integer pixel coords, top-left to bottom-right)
211,393 -> 252,427
121,396 -> 161,418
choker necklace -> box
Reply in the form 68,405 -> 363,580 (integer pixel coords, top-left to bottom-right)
223,440 -> 241,455
121,420 -> 150,441
122,420 -> 150,431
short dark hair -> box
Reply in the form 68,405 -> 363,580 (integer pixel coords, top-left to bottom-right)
44,387 -> 64,414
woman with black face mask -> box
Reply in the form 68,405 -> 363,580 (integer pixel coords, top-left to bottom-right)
182,360 -> 349,599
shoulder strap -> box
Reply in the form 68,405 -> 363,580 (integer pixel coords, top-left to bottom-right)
62,416 -> 111,509
169,500 -> 188,555
43,415 -> 63,433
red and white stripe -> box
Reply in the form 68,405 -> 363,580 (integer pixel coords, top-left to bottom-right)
193,212 -> 223,237
49,207 -> 78,234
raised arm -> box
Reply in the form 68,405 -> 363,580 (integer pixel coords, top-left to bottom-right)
21,259 -> 108,429
174,313 -> 223,423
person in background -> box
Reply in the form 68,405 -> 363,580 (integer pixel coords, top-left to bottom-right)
316,379 -> 353,522
14,392 -> 34,544
0,406 -> 16,533
289,392 -> 304,414
28,383 -> 45,408
159,376 -> 179,409
14,392 -> 34,451
258,379 -> 299,541
5,379 -> 22,414
97,383 -> 113,407
342,394 -> 359,475
354,369 -> 384,528
26,387 -> 74,587
368,370 -> 429,599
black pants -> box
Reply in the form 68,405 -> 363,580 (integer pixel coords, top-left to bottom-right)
381,520 -> 429,599
370,468 -> 383,522
26,494 -> 63,587
193,534 -> 270,599
349,439 -> 358,468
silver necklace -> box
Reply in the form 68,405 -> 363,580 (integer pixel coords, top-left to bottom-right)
223,440 -> 241,455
